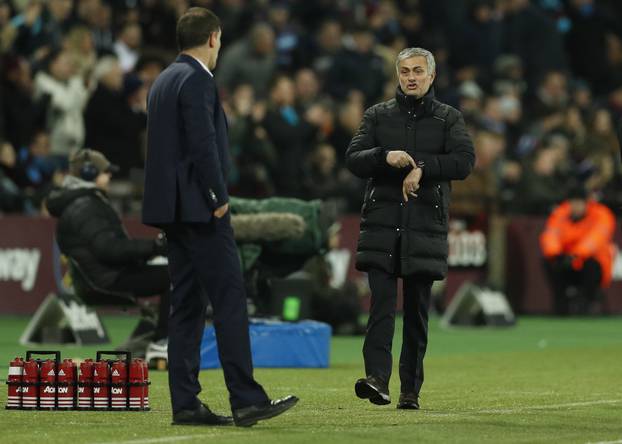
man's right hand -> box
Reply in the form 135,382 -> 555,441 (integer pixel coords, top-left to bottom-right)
386,151 -> 416,169
214,203 -> 229,219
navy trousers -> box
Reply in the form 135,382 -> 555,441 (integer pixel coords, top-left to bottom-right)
164,214 -> 268,413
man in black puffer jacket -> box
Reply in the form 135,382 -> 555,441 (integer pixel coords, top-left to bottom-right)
46,149 -> 170,346
346,48 -> 475,410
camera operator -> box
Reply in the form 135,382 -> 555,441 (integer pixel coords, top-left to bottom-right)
46,148 -> 169,350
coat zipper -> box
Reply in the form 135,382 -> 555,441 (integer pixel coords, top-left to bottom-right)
435,184 -> 445,224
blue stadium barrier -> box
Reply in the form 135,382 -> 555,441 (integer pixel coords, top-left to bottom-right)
200,319 -> 331,369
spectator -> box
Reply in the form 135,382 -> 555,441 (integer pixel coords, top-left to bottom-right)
502,0 -> 567,88
15,129 -> 57,191
584,108 -> 620,159
227,83 -> 277,198
453,0 -> 503,81
262,74 -> 315,197
295,68 -> 321,111
304,98 -> 335,142
517,137 -> 570,214
0,0 -> 15,54
80,0 -> 114,55
10,0 -> 73,60
14,129 -> 61,211
329,99 -> 364,166
1,55 -> 46,150
0,139 -> 23,212
528,70 -> 569,121
571,79 -> 593,116
0,138 -> 24,189
114,22 -> 142,72
217,22 -> 276,97
325,25 -> 386,105
34,48 -> 89,161
310,19 -> 342,77
565,0 -> 619,94
540,184 -> 616,315
84,56 -> 146,178
451,130 -> 504,216
139,0 -> 182,52
134,52 -> 166,89
267,2 -> 305,71
456,80 -> 484,120
63,26 -> 97,81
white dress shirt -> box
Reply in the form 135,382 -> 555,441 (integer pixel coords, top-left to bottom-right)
188,55 -> 213,77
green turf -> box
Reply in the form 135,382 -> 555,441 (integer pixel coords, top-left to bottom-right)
0,314 -> 621,444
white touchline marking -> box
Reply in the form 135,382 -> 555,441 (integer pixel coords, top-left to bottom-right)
97,432 -> 247,444
419,399 -> 622,417
474,399 -> 622,414
96,400 -> 622,444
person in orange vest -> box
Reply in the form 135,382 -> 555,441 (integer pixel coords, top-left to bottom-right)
540,184 -> 616,315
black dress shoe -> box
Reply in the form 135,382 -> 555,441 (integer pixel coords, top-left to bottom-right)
396,393 -> 420,410
355,376 -> 391,405
233,395 -> 299,427
172,403 -> 233,426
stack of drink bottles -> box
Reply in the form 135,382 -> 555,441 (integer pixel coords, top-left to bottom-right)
6,351 -> 149,411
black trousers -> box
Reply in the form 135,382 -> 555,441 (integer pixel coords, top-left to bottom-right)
544,257 -> 602,315
363,268 -> 433,395
164,214 -> 268,413
108,264 -> 170,340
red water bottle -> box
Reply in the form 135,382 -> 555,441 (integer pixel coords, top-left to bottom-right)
39,359 -> 57,410
57,359 -> 76,410
6,357 -> 24,409
110,360 -> 127,410
21,360 -> 39,409
128,359 -> 144,410
92,361 -> 110,410
77,359 -> 94,410
142,360 -> 150,411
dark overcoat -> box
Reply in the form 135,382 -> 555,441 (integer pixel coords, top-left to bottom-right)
346,87 -> 475,279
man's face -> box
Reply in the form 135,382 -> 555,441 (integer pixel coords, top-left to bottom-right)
30,132 -> 50,157
50,52 -> 74,81
271,78 -> 295,107
208,30 -> 222,70
398,56 -> 435,98
569,198 -> 587,219
49,0 -> 72,21
102,61 -> 123,91
253,27 -> 274,56
95,172 -> 111,191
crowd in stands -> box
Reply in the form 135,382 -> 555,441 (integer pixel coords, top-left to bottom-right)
1,0 -> 621,217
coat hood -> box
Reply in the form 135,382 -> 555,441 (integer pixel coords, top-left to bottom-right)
46,175 -> 100,218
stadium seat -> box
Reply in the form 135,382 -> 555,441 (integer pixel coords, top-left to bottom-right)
67,258 -> 136,307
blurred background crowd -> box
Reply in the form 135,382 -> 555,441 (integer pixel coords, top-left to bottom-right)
0,0 -> 621,219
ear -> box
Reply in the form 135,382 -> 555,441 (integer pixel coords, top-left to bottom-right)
430,71 -> 436,83
208,30 -> 220,48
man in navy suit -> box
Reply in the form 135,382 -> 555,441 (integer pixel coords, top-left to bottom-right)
143,7 -> 298,427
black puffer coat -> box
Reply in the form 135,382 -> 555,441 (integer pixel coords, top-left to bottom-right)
346,87 -> 475,280
46,177 -> 159,288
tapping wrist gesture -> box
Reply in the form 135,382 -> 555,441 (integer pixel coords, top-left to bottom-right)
402,167 -> 423,202
386,150 -> 416,169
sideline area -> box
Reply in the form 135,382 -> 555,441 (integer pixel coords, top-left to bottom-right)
1,315 -> 621,443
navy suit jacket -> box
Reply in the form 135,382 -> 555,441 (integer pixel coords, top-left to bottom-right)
143,54 -> 230,226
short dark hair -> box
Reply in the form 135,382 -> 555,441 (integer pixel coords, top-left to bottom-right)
176,7 -> 221,52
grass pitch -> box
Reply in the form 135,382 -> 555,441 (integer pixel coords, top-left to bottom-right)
0,314 -> 621,444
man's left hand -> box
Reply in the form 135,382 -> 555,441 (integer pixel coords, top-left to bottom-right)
402,167 -> 423,202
